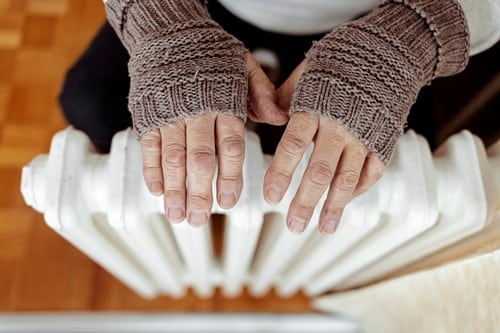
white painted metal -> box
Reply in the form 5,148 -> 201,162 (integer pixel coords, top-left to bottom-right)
489,140 -> 500,192
276,183 -> 383,297
21,130 -> 159,298
21,127 -> 500,299
303,131 -> 440,296
106,130 -> 186,297
219,132 -> 268,296
0,314 -> 361,333
338,132 -> 498,288
249,149 -> 321,296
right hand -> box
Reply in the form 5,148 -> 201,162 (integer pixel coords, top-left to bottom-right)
140,54 -> 288,227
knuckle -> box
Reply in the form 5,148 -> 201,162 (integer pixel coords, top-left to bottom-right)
308,162 -> 334,185
321,206 -> 343,218
190,192 -> 211,201
221,114 -> 245,126
293,200 -> 315,212
167,121 -> 185,132
220,135 -> 244,158
296,202 -> 314,212
164,173 -> 184,190
189,147 -> 215,174
366,158 -> 385,183
295,112 -> 317,124
163,144 -> 186,167
186,114 -> 215,130
143,166 -> 162,177
164,190 -> 184,201
326,132 -> 346,147
333,169 -> 359,192
218,161 -> 243,180
281,132 -> 308,155
351,145 -> 367,160
218,174 -> 242,184
369,169 -> 384,183
188,192 -> 212,205
141,134 -> 161,152
268,168 -> 292,183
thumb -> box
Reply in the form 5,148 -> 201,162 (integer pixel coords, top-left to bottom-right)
277,60 -> 306,113
246,53 -> 288,126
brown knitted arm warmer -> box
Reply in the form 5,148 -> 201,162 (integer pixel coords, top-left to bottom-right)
105,0 -> 248,138
290,0 -> 470,164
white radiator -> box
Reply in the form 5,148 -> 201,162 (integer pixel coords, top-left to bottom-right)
20,127 -> 500,300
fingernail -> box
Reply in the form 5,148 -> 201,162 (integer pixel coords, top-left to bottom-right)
265,184 -> 283,204
189,210 -> 208,227
320,219 -> 337,234
150,181 -> 163,194
288,216 -> 306,234
167,207 -> 184,222
218,191 -> 236,208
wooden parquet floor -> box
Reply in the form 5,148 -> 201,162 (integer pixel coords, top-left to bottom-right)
0,0 -> 312,312
1,0 -> 498,314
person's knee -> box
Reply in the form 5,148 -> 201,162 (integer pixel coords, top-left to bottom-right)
58,22 -> 131,152
59,63 -> 100,128
60,23 -> 130,127
58,64 -> 131,152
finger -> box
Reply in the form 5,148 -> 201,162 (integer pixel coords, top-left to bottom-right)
215,114 -> 245,209
277,60 -> 306,112
286,119 -> 345,234
141,129 -> 163,196
160,122 -> 187,223
185,113 -> 217,227
319,142 -> 368,234
353,153 -> 385,197
263,112 -> 318,204
246,53 -> 288,125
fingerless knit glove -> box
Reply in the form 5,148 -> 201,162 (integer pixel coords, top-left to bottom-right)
105,0 -> 248,138
290,0 -> 470,164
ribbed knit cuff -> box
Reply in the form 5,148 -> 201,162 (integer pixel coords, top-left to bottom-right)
105,0 -> 209,53
105,0 -> 248,139
127,18 -> 248,138
376,0 -> 470,80
290,0 -> 470,164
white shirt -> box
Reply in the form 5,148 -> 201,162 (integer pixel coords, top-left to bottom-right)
217,0 -> 379,35
217,0 -> 500,55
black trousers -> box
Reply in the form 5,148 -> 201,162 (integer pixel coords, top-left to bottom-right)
59,1 -> 434,154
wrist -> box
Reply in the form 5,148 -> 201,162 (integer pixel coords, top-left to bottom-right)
363,0 -> 470,81
104,1 -> 249,139
291,0 -> 470,164
105,0 -> 211,53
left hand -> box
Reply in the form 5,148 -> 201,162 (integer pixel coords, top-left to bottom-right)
263,61 -> 385,234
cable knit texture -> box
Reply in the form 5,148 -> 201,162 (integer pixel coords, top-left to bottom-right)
105,0 -> 248,138
290,0 -> 470,164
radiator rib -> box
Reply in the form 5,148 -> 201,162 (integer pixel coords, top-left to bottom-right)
21,128 -> 499,299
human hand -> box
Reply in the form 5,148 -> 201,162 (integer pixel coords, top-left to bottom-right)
264,0 -> 469,235
264,61 -> 385,234
141,54 -> 287,227
105,0 -> 289,227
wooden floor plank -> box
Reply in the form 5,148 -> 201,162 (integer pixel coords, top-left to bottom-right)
12,217 -> 97,311
0,169 -> 26,207
26,0 -> 69,16
0,0 -> 312,312
0,208 -> 33,260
